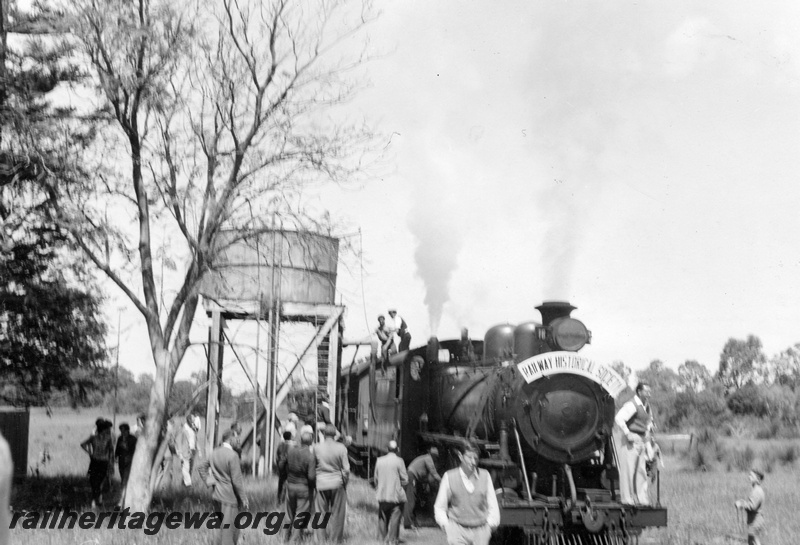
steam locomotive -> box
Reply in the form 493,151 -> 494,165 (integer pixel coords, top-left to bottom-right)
337,302 -> 667,545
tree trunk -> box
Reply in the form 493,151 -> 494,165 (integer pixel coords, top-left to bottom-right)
124,351 -> 172,510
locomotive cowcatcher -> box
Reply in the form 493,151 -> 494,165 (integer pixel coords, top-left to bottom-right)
337,301 -> 667,545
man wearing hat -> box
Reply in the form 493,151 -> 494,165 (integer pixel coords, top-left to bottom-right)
314,424 -> 350,542
374,440 -> 408,545
375,315 -> 395,363
735,467 -> 766,545
404,447 -> 442,530
387,309 -> 411,352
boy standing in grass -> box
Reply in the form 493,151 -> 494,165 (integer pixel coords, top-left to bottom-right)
735,467 -> 766,545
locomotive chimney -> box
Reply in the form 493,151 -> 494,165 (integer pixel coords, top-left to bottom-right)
535,301 -> 576,326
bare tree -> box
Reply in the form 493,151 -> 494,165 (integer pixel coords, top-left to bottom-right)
54,0 -> 376,509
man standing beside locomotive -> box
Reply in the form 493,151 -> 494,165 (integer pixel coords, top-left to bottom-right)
614,382 -> 654,505
374,440 -> 409,545
434,442 -> 499,545
404,447 -> 442,530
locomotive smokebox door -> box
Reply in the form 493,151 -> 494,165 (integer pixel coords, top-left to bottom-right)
515,374 -> 613,463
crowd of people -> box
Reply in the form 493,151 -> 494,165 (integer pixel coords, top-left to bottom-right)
14,379 -> 765,545
198,419 -> 350,545
72,377 -> 766,545
79,412 -> 202,507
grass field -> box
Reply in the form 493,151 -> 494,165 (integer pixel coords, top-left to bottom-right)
8,410 -> 800,544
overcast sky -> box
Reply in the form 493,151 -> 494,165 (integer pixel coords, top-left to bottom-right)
113,0 -> 800,392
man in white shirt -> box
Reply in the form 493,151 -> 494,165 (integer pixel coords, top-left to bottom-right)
387,309 -> 411,352
614,382 -> 653,505
434,442 -> 499,545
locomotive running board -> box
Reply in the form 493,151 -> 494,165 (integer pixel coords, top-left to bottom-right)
498,501 -> 667,531
499,501 -> 561,528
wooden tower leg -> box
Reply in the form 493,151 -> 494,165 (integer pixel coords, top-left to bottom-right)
206,310 -> 225,455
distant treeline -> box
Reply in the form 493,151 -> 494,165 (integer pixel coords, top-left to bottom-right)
44,367 -> 255,420
613,336 -> 800,438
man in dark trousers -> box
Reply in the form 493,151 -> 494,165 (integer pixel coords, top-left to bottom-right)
115,422 -> 137,506
404,446 -> 442,529
387,309 -> 411,352
285,430 -> 316,542
276,430 -> 296,502
434,442 -> 499,545
375,441 -> 408,545
375,440 -> 408,545
314,423 -> 350,543
198,429 -> 248,545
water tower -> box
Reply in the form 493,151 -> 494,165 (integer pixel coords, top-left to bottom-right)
200,229 -> 343,471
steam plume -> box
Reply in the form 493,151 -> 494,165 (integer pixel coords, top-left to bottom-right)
408,179 -> 462,335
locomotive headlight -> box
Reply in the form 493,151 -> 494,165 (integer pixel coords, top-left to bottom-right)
550,317 -> 590,351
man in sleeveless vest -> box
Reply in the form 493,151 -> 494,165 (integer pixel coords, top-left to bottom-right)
433,442 -> 499,545
614,382 -> 653,505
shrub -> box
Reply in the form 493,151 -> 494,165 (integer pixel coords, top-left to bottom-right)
730,445 -> 755,472
687,428 -> 726,471
777,445 -> 798,465
727,383 -> 770,417
760,450 -> 776,474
